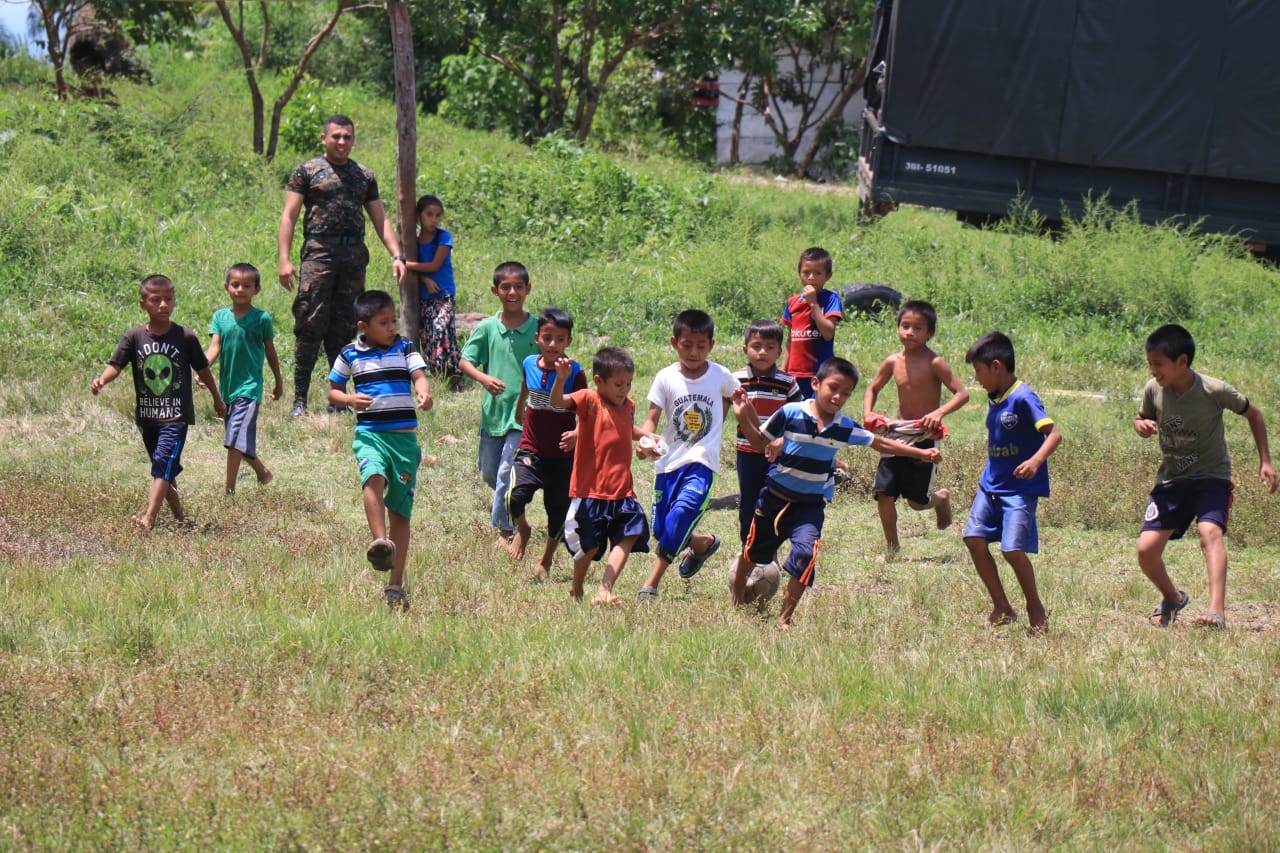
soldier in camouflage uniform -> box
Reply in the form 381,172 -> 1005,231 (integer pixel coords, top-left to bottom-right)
278,115 -> 408,416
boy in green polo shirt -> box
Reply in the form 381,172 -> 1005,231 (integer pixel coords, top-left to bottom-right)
459,261 -> 540,546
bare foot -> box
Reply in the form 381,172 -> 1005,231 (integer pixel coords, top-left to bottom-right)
434,433 -> 464,446
495,530 -> 515,549
985,608 -> 1018,627
257,468 -> 274,485
532,564 -> 550,583
129,514 -> 155,532
777,621 -> 792,632
591,590 -> 621,607
570,587 -> 584,602
875,545 -> 900,564
934,489 -> 952,529
1027,605 -> 1048,634
508,521 -> 532,560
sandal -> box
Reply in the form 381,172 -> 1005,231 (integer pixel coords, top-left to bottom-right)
636,586 -> 659,604
1194,610 -> 1227,629
678,534 -> 721,579
1148,590 -> 1189,627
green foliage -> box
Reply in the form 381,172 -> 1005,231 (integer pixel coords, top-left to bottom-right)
436,48 -> 537,137
276,74 -> 353,156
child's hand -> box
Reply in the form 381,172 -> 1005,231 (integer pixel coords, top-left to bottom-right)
1013,458 -> 1042,479
1260,461 -> 1279,494
270,381 -> 282,401
1134,417 -> 1158,438
90,378 -> 105,395
918,409 -> 944,432
553,356 -> 574,379
559,429 -> 578,452
424,276 -> 440,295
765,436 -> 784,462
803,283 -> 820,304
731,387 -> 757,419
920,447 -> 942,465
480,375 -> 506,395
349,393 -> 376,411
214,399 -> 228,419
417,388 -> 434,411
195,374 -> 208,390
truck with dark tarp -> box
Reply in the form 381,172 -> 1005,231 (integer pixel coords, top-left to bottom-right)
856,0 -> 1280,249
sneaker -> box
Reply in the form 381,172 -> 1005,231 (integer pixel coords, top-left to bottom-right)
383,584 -> 409,611
366,537 -> 396,572
637,586 -> 659,604
290,400 -> 307,418
678,534 -> 721,579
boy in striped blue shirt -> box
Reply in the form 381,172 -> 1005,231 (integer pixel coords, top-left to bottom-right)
733,357 -> 940,628
328,290 -> 433,609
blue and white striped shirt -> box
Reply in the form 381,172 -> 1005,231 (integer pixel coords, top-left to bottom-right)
329,335 -> 427,432
762,401 -> 873,502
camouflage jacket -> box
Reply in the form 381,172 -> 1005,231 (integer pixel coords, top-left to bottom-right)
287,156 -> 380,238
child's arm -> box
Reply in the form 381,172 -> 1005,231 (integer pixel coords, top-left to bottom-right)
91,364 -> 122,395
412,369 -> 434,412
197,367 -> 228,418
406,243 -> 450,274
636,403 -> 663,459
459,357 -> 506,396
204,334 -> 222,366
1242,402 -> 1279,493
515,379 -> 530,425
548,357 -> 575,411
265,340 -> 283,401
805,289 -> 840,341
863,355 -> 895,422
919,356 -> 971,431
869,434 -> 942,464
1013,424 -> 1062,480
731,388 -> 768,451
329,380 -> 375,412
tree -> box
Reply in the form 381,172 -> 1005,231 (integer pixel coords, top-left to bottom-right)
27,0 -> 91,100
458,0 -> 711,143
214,0 -> 360,160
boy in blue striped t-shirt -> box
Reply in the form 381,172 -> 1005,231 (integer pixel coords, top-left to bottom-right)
328,290 -> 433,609
733,357 -> 940,629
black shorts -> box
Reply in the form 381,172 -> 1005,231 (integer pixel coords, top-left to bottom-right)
1141,478 -> 1233,539
872,442 -> 936,504
506,450 -> 574,538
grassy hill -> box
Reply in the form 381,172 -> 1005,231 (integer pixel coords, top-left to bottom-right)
3,45 -> 1280,849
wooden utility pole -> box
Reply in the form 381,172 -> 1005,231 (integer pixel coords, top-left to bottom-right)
388,0 -> 419,341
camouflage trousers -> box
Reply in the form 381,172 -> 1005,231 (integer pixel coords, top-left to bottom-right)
291,239 -> 368,403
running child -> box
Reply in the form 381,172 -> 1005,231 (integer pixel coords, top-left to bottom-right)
1136,323 -> 1277,629
549,346 -> 651,605
962,332 -> 1061,634
863,299 -> 969,557
205,263 -> 283,494
459,261 -> 540,547
732,357 -> 940,629
509,307 -> 588,580
328,290 -> 433,610
91,274 -> 228,530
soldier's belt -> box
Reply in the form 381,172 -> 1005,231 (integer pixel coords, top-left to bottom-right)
304,233 -> 364,246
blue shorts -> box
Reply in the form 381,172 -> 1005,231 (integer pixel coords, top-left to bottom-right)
743,489 -> 824,587
963,490 -> 1039,554
223,397 -> 260,458
1141,478 -> 1233,539
651,463 -> 715,561
353,430 -> 422,520
563,496 -> 651,562
140,423 -> 188,484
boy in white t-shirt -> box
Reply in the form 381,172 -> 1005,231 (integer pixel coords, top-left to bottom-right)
636,309 -> 760,602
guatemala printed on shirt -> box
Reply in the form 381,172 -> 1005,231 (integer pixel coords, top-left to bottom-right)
328,335 -> 426,432
761,401 -> 873,502
648,362 -> 740,475
979,379 -> 1053,497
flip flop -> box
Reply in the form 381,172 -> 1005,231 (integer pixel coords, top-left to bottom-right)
678,534 -> 721,579
1193,610 -> 1227,629
1148,590 -> 1189,627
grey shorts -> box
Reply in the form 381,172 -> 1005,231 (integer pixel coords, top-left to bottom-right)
224,397 -> 260,458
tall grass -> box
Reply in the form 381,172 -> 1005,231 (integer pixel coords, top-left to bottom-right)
3,45 -> 1280,849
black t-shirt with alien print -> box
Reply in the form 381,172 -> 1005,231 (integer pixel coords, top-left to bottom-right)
109,324 -> 209,425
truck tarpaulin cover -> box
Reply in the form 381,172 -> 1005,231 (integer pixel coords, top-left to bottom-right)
881,0 -> 1280,184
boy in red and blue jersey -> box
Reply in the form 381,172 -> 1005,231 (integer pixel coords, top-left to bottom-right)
781,246 -> 843,398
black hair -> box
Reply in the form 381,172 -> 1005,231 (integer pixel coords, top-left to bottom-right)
225,263 -> 261,289
415,194 -> 444,214
139,274 -> 173,297
537,306 -> 574,333
743,319 -> 785,346
814,356 -> 859,387
799,246 -> 833,275
897,299 -> 937,333
966,331 -> 1016,372
493,261 -> 530,287
673,308 -> 715,340
354,289 -> 396,324
323,114 -> 354,132
1145,323 -> 1195,367
593,346 -> 634,381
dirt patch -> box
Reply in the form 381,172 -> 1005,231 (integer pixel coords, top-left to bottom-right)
456,312 -> 490,333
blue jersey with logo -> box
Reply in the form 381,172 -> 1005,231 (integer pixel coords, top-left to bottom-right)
979,379 -> 1053,497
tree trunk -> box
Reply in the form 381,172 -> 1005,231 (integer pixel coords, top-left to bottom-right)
388,0 -> 419,342
729,72 -> 752,165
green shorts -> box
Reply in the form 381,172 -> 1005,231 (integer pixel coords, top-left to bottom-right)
353,429 -> 422,519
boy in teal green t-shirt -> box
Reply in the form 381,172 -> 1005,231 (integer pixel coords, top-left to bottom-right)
459,261 -> 540,545
206,263 -> 283,494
